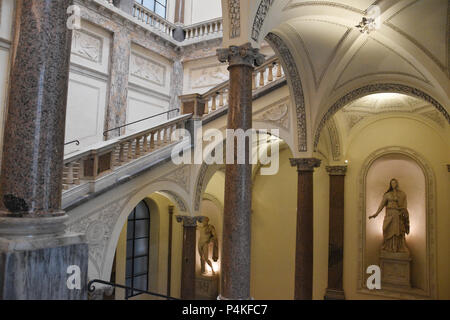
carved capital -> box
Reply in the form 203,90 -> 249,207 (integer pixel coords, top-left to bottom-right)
326,166 -> 348,176
217,43 -> 265,68
290,158 -> 322,172
176,215 -> 204,227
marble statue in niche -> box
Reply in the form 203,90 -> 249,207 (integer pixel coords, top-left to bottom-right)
369,178 -> 412,288
198,217 -> 219,275
369,178 -> 410,254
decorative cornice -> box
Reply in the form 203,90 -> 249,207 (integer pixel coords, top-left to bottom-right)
217,43 -> 265,68
251,0 -> 275,42
265,33 -> 307,152
326,165 -> 347,176
175,215 -> 203,227
314,83 -> 450,151
290,158 -> 321,172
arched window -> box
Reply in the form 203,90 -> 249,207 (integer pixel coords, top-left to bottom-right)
125,201 -> 150,298
139,0 -> 167,18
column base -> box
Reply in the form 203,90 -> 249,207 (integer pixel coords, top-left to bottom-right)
324,289 -> 345,300
0,214 -> 68,237
0,232 -> 88,300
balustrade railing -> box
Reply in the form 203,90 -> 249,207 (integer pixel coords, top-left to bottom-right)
132,2 -> 177,38
180,56 -> 285,119
183,18 -> 223,41
63,114 -> 191,191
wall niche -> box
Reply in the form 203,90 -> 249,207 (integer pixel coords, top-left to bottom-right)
358,147 -> 437,299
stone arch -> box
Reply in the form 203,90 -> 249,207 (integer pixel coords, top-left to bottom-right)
357,146 -> 437,299
313,83 -> 450,151
193,127 -> 291,211
97,180 -> 191,281
265,32 -> 307,152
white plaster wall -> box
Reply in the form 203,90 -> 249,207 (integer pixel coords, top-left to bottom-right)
65,73 -> 108,154
65,21 -> 112,154
185,0 -> 222,25
0,0 -> 13,41
126,88 -> 169,133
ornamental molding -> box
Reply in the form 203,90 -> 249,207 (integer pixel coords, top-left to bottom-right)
71,29 -> 103,63
251,0 -> 275,42
326,117 -> 341,161
314,83 -> 450,151
67,195 -> 130,279
229,0 -> 241,39
130,52 -> 166,86
157,165 -> 191,194
357,146 -> 437,299
265,32 -> 307,152
217,43 -> 265,68
254,97 -> 291,131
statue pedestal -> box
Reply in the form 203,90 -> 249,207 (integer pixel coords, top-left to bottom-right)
380,251 -> 411,288
195,274 -> 219,300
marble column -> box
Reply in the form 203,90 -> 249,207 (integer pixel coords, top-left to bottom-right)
105,29 -> 131,139
113,0 -> 135,15
290,158 -> 321,300
324,166 -> 347,300
217,44 -> 264,300
0,0 -> 87,300
176,215 -> 202,300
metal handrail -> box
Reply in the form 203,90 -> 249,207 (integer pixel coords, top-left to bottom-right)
103,108 -> 180,137
88,279 -> 179,300
64,140 -> 80,146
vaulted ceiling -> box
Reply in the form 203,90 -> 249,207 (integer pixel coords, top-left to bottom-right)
260,0 -> 449,131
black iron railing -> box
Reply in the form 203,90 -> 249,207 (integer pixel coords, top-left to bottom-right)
88,279 -> 179,300
103,108 -> 180,137
64,140 -> 80,146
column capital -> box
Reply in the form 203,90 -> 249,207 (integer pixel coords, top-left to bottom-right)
326,165 -> 348,176
168,205 -> 175,214
217,43 -> 265,68
290,158 -> 322,172
176,215 -> 203,227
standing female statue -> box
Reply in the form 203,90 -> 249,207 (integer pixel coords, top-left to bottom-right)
369,178 -> 410,253
198,217 -> 219,275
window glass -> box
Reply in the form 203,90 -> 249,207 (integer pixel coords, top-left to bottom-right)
125,200 -> 150,298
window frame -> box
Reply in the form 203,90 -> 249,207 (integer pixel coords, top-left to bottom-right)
125,201 -> 151,299
138,0 -> 167,19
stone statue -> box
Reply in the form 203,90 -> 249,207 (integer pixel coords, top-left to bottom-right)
369,178 -> 410,253
198,217 -> 219,275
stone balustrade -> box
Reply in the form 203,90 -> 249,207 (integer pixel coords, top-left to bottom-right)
132,2 -> 177,38
183,18 -> 223,41
180,56 -> 285,118
62,114 -> 191,191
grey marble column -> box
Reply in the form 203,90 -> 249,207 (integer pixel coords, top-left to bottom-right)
0,0 -> 87,300
176,215 -> 203,300
105,29 -> 131,139
113,0 -> 135,15
324,166 -> 347,300
217,44 -> 264,300
290,158 -> 321,300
